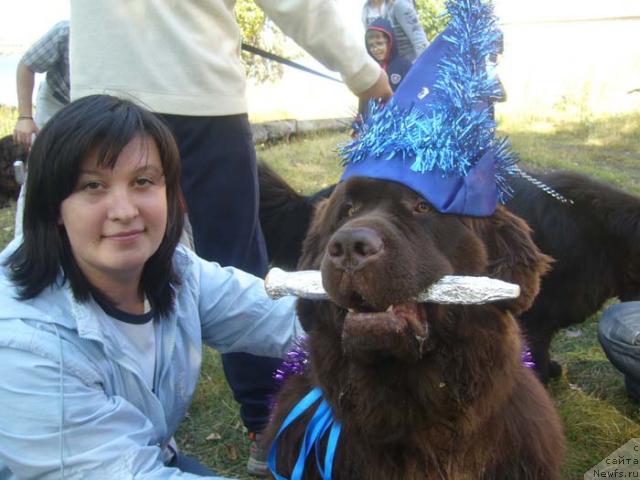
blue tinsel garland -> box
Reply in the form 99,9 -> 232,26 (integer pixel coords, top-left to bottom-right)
341,0 -> 517,203
275,335 -> 535,387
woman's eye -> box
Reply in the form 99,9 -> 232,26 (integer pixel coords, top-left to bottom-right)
135,177 -> 153,187
135,172 -> 165,187
82,181 -> 102,191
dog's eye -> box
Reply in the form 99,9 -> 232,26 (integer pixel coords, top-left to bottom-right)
343,202 -> 358,218
413,200 -> 431,214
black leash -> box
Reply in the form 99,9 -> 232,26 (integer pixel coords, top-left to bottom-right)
241,43 -> 343,84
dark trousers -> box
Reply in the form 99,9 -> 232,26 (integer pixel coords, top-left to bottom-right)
161,113 -> 282,432
168,452 -> 216,475
598,301 -> 640,401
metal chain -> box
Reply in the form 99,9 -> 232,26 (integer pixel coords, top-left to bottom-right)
508,166 -> 574,205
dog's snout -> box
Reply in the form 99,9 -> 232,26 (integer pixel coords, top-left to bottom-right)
327,227 -> 383,271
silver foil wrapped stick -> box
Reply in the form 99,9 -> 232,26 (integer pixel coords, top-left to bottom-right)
264,268 -> 520,305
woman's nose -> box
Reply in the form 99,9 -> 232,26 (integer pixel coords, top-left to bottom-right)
107,187 -> 139,220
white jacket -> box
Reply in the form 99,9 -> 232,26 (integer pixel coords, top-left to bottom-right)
70,0 -> 381,115
0,243 -> 302,479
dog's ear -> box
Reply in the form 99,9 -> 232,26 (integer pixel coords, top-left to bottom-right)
471,206 -> 552,315
298,198 -> 331,270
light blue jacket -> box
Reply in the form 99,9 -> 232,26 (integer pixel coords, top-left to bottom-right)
0,242 -> 301,479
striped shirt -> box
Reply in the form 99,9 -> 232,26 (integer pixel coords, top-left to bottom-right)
21,20 -> 70,104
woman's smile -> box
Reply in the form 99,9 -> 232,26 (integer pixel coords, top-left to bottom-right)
103,228 -> 146,241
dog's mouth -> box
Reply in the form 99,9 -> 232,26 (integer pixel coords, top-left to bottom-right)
341,295 -> 429,363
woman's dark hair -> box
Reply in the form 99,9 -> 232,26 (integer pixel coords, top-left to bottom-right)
6,94 -> 185,315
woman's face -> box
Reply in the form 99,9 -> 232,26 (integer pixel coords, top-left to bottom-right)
59,136 -> 168,287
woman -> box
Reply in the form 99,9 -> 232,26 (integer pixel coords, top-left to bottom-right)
362,0 -> 429,62
0,95 -> 301,479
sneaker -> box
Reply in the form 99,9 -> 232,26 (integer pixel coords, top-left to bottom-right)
246,432 -> 269,477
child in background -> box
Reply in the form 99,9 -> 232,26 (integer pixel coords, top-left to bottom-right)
366,18 -> 411,91
358,18 -> 412,121
362,0 -> 429,62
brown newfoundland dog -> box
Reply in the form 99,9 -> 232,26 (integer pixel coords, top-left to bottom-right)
264,176 -> 564,479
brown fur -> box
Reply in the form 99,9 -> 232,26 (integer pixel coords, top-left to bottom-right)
265,177 -> 564,479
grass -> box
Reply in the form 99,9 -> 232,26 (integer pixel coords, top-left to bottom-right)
499,111 -> 640,194
2,107 -> 640,480
256,133 -> 346,194
0,207 -> 13,248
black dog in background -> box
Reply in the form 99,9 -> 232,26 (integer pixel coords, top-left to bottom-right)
258,162 -> 640,383
507,171 -> 640,382
0,135 -> 26,208
259,163 -> 333,271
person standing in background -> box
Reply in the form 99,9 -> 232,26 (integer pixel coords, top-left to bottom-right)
12,20 -> 69,151
12,20 -> 70,240
68,1 -> 392,476
362,0 -> 429,62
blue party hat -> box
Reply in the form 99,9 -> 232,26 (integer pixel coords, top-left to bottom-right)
341,0 -> 515,217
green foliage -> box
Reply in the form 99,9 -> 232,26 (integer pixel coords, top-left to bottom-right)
235,0 -> 285,83
415,0 -> 449,40
235,0 -> 265,42
0,105 -> 17,138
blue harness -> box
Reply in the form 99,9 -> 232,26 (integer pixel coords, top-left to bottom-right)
268,387 -> 342,480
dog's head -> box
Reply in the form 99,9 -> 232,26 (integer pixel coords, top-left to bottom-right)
298,177 -> 551,364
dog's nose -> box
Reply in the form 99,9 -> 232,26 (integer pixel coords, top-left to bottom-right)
327,227 -> 383,271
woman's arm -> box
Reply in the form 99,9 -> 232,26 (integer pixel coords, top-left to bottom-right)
193,254 -> 303,358
256,0 -> 392,100
0,344 -> 226,479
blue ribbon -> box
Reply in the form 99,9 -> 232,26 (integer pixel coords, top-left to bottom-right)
268,387 -> 342,480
